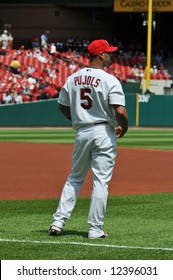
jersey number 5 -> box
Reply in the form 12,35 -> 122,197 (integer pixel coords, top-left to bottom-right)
81,88 -> 92,109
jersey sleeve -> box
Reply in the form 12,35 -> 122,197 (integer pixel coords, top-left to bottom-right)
108,78 -> 126,106
58,82 -> 70,106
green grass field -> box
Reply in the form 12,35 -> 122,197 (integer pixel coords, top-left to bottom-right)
1,194 -> 173,260
0,127 -> 173,260
0,128 -> 173,149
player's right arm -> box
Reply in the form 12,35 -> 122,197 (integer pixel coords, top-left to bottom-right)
58,79 -> 71,120
113,105 -> 128,138
59,104 -> 71,120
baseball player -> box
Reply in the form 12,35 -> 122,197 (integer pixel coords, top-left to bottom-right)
49,39 -> 128,239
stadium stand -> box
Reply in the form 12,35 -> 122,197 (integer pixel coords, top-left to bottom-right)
0,39 -> 171,104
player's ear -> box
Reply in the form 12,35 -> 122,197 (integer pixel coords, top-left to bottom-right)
99,52 -> 105,60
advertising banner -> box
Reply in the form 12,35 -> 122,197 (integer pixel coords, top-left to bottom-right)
114,0 -> 173,12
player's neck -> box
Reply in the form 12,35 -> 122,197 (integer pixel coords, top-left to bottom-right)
89,62 -> 104,69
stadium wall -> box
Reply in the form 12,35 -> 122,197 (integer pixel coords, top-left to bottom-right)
0,95 -> 173,127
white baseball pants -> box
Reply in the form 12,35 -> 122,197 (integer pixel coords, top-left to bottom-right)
51,123 -> 116,238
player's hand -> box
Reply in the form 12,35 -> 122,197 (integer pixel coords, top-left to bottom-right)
115,126 -> 123,138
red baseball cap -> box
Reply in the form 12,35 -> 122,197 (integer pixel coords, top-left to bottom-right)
88,39 -> 118,55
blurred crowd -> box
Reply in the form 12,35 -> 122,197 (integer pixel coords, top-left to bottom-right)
0,30 -> 170,105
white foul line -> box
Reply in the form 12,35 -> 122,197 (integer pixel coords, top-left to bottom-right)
0,238 -> 173,252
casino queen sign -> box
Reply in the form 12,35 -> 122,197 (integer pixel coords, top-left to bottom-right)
114,0 -> 173,12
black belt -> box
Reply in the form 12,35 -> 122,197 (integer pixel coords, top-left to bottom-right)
93,122 -> 108,125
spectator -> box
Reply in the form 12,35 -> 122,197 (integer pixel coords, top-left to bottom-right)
49,68 -> 57,78
56,41 -> 64,51
42,87 -> 50,100
42,64 -> 51,76
32,82 -> 42,100
37,53 -> 48,63
1,30 -> 9,50
8,32 -> 13,49
69,60 -> 78,74
72,49 -> 80,59
157,64 -> 169,79
19,45 -> 26,55
14,91 -> 23,104
33,47 -> 42,58
27,65 -> 35,75
113,67 -> 122,80
22,85 -> 32,102
66,37 -> 75,49
40,30 -> 49,50
129,64 -> 140,80
3,90 -> 13,104
154,52 -> 163,65
27,75 -> 37,91
150,65 -> 158,74
46,83 -> 57,98
65,48 -> 73,61
82,38 -> 90,50
138,65 -> 144,79
32,32 -> 40,49
74,36 -> 82,50
10,57 -> 20,74
0,46 -> 7,56
50,43 -> 56,57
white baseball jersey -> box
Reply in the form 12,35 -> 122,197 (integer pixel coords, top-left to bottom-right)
58,67 -> 125,130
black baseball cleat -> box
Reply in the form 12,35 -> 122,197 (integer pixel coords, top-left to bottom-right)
100,232 -> 107,238
49,225 -> 62,236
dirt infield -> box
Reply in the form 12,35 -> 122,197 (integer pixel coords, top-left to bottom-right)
0,142 -> 173,200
